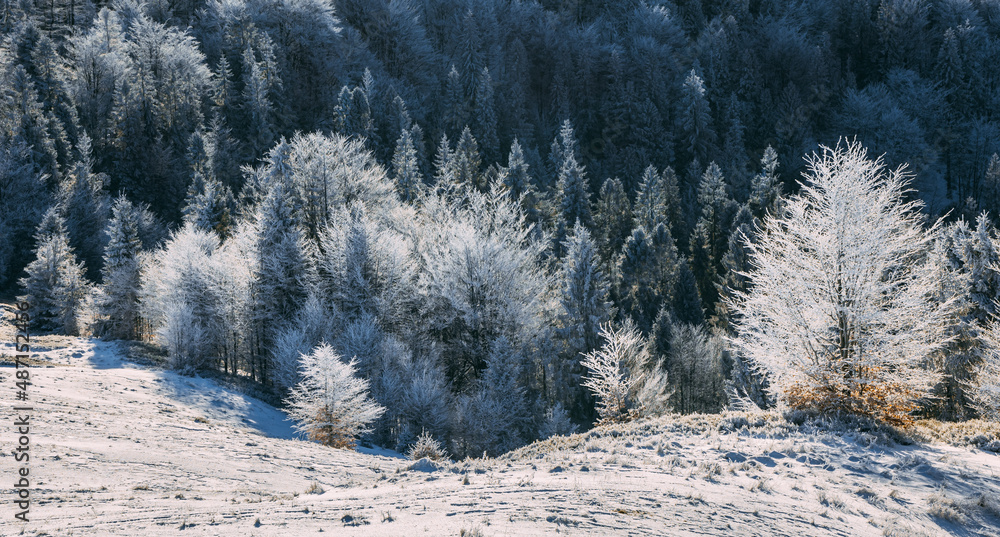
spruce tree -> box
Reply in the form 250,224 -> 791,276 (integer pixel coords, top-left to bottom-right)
749,146 -> 781,219
474,67 -> 499,165
392,128 -> 423,203
677,68 -> 716,165
255,182 -> 310,374
690,162 -> 736,313
452,126 -> 483,191
59,134 -> 110,281
593,177 -> 633,268
98,196 -> 144,340
556,222 -> 613,421
633,165 -> 668,233
19,208 -> 91,335
444,65 -> 465,135
617,223 -> 679,332
182,172 -> 235,239
503,138 -> 541,226
553,150 -> 592,257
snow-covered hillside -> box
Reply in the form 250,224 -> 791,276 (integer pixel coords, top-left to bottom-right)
2,336 -> 999,536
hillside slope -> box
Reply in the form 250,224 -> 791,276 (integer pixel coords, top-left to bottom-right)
2,336 -> 999,537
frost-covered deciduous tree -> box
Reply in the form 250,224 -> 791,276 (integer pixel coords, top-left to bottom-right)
974,316 -> 1000,421
581,320 -> 647,423
286,343 -> 384,449
418,182 -> 552,390
728,142 -> 959,424
141,224 -> 221,371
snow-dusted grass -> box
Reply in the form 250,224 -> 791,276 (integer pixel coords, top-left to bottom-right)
2,333 -> 999,536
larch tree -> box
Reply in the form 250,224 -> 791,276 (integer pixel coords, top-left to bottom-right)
286,343 -> 385,449
581,320 -> 660,424
727,142 -> 959,425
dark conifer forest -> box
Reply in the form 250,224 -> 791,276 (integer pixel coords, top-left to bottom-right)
4,0 -> 1000,456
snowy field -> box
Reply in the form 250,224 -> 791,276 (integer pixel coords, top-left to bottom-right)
2,336 -> 999,537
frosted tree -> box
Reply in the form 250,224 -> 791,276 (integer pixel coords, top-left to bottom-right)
19,209 -> 92,335
974,316 -> 1000,421
581,320 -> 655,424
98,196 -> 144,340
690,162 -> 736,313
633,165 -> 668,233
0,138 -> 48,286
555,221 -> 613,421
677,68 -> 716,164
748,146 -> 782,219
452,337 -> 529,457
432,133 -> 454,195
473,67 -> 499,164
727,142 -> 959,425
443,65 -> 466,135
417,183 -> 553,391
285,344 -> 385,449
502,138 -> 541,226
617,223 -> 679,331
400,359 -> 452,445
538,402 -> 578,439
452,126 -> 483,191
182,173 -> 235,238
592,177 -> 632,267
252,181 -> 311,381
334,85 -> 375,142
391,127 -> 422,203
141,224 -> 221,371
553,150 -> 592,256
666,322 -> 727,414
59,136 -> 111,280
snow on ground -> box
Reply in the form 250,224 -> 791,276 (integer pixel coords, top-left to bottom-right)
2,335 -> 999,536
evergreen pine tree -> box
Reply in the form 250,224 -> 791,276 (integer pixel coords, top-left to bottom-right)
334,85 -> 375,142
255,182 -> 310,377
690,162 -> 736,314
749,146 -> 782,219
182,173 -> 235,239
443,65 -> 465,135
58,134 -> 110,281
432,133 -> 455,196
673,259 -> 704,326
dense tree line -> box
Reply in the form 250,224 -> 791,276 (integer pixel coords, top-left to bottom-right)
5,0 -> 1000,454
